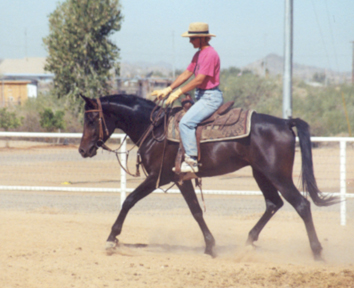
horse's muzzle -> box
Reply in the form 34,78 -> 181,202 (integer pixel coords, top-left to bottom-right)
78,144 -> 97,158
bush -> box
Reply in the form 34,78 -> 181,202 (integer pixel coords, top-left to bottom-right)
39,108 -> 66,132
219,67 -> 353,136
14,91 -> 82,133
0,108 -> 23,131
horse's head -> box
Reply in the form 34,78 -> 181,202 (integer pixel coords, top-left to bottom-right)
78,94 -> 115,158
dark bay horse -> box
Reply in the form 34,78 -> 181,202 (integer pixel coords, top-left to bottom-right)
78,94 -> 337,260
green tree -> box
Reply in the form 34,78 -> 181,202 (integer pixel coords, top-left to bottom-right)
0,108 -> 22,131
39,108 -> 66,132
293,84 -> 354,136
43,0 -> 123,101
220,68 -> 282,115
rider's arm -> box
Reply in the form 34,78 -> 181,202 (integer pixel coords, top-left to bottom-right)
180,73 -> 207,94
170,70 -> 194,90
164,73 -> 208,105
151,69 -> 195,99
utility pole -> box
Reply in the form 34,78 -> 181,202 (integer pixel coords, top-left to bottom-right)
24,28 -> 28,59
172,31 -> 176,79
282,0 -> 293,119
351,41 -> 354,84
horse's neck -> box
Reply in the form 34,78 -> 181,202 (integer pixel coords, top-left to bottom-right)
108,102 -> 152,144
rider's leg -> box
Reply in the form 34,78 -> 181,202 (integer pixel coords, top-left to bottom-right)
178,89 -> 223,172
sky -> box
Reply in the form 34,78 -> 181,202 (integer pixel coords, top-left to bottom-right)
0,0 -> 353,72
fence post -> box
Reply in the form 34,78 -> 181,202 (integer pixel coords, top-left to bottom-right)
340,140 -> 346,226
120,136 -> 127,208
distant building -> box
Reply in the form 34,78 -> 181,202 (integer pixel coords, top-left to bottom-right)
116,77 -> 172,98
0,57 -> 174,104
0,80 -> 31,106
0,57 -> 54,106
0,57 -> 51,74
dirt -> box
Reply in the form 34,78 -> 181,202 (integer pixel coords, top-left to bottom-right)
0,143 -> 354,287
1,193 -> 354,288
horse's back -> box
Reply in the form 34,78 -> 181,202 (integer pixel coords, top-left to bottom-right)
251,112 -> 296,141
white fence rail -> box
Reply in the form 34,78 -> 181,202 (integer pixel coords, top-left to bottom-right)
0,132 -> 353,225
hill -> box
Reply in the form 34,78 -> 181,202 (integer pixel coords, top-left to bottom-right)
119,54 -> 351,84
242,53 -> 350,83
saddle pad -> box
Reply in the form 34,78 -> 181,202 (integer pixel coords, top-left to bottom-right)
167,108 -> 254,143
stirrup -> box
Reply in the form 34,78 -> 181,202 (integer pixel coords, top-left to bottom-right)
172,162 -> 199,173
172,154 -> 199,173
181,161 -> 199,173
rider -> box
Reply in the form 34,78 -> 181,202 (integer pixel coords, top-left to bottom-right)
151,22 -> 223,173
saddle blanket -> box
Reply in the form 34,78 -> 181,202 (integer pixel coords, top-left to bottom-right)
167,108 -> 254,143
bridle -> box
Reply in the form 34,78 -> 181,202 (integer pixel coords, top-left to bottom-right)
84,98 -> 141,177
84,97 -> 169,186
85,98 -> 109,149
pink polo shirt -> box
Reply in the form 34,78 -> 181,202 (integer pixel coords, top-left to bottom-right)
187,46 -> 220,90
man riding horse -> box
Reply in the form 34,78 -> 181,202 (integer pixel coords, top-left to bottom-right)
151,22 -> 223,173
78,22 -> 338,261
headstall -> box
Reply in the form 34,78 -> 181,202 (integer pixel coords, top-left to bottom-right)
85,98 -> 109,149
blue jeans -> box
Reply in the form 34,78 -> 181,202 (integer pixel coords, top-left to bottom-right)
179,88 -> 224,157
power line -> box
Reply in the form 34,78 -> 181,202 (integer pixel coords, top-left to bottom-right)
324,0 -> 340,72
311,0 -> 333,72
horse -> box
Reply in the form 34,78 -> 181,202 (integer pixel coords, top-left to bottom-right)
78,94 -> 338,260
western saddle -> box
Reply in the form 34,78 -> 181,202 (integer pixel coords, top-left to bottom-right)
172,94 -> 243,174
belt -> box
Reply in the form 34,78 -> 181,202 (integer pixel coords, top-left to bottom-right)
196,86 -> 219,91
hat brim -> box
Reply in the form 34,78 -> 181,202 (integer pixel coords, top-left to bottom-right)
181,31 -> 216,37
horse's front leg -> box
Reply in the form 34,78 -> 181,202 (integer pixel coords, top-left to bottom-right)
106,176 -> 157,251
176,180 -> 216,257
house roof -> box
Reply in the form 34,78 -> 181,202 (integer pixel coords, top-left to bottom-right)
0,57 -> 49,75
0,80 -> 31,85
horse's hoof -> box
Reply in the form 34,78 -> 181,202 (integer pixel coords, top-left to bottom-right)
314,254 -> 325,262
204,248 -> 216,258
245,239 -> 253,246
245,240 -> 258,249
246,234 -> 258,246
105,239 -> 119,255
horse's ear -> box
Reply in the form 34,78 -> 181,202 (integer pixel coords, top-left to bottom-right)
80,93 -> 96,110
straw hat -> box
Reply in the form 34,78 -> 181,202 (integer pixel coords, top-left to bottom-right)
181,22 -> 216,37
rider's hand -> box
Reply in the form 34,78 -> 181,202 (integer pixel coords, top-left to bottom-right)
165,88 -> 183,105
150,86 -> 172,100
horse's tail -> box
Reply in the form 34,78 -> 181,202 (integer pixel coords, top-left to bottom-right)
289,118 -> 339,206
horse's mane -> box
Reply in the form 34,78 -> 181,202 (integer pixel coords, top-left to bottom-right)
101,94 -> 157,111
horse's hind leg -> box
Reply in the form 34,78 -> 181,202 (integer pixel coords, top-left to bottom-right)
247,168 -> 284,245
176,180 -> 216,257
275,179 -> 323,260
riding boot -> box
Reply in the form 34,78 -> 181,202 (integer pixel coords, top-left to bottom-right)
180,154 -> 199,173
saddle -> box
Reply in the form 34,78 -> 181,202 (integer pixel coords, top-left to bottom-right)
167,95 -> 254,174
174,98 -> 236,125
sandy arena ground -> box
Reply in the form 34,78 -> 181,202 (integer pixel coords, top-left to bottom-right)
1,193 -> 354,288
0,142 -> 354,287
